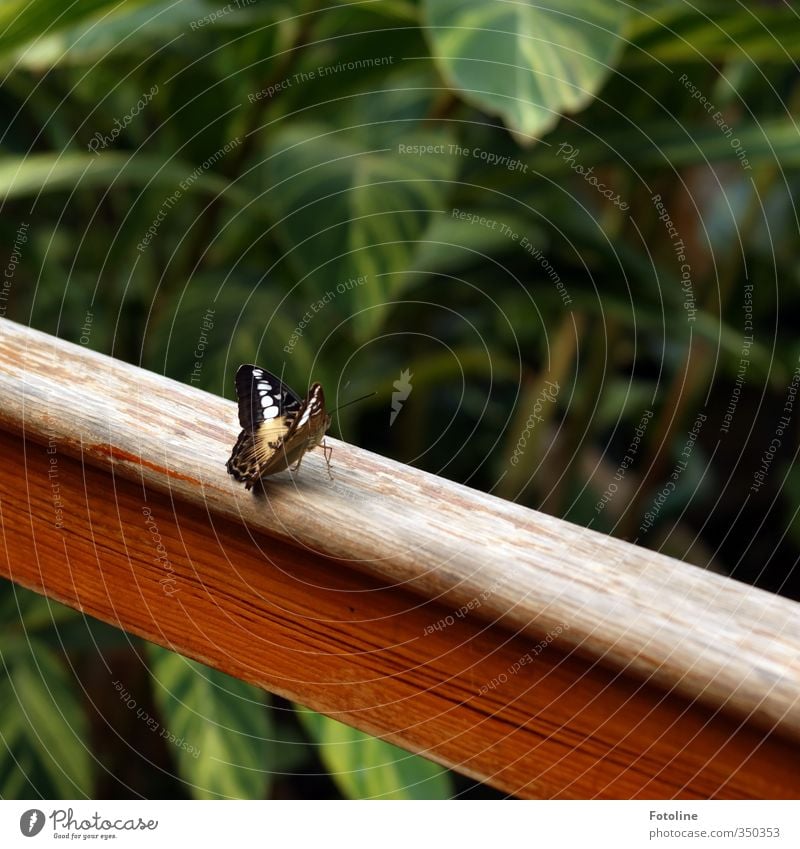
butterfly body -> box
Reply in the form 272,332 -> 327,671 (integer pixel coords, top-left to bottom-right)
227,365 -> 331,489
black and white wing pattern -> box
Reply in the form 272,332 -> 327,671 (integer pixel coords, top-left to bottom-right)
226,364 -> 331,489
233,365 -> 303,431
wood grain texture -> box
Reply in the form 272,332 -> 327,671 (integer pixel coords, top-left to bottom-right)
1,428 -> 798,799
0,316 -> 798,797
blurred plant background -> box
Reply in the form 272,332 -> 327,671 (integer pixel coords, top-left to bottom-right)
2,0 -> 800,798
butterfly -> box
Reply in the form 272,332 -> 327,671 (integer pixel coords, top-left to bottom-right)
226,364 -> 332,490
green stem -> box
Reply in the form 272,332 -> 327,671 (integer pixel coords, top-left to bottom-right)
497,310 -> 585,503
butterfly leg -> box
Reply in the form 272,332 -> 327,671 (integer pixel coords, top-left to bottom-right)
323,439 -> 334,480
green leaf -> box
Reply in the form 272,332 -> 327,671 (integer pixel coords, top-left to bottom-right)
144,275 -> 286,390
423,0 -> 629,142
0,743 -> 38,799
0,0 -> 156,58
626,1 -> 800,63
0,639 -> 93,797
265,122 -> 458,338
8,585 -> 79,632
149,646 -> 272,799
6,0 -> 287,69
412,209 -> 547,278
328,0 -> 419,20
0,152 -> 250,204
536,118 -> 800,173
296,706 -> 454,799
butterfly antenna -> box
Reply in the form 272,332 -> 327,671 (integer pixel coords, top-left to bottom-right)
330,391 -> 376,417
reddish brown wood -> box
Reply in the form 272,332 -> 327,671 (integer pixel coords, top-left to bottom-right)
1,317 -> 799,797
1,428 -> 797,799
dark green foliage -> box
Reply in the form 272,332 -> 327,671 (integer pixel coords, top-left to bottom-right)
2,0 -> 799,798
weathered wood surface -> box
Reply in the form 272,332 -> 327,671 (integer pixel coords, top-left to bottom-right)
0,316 -> 799,797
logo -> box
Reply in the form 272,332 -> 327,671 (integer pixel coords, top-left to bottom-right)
390,369 -> 413,426
19,810 -> 45,837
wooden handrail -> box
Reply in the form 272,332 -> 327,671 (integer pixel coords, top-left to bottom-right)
0,315 -> 798,798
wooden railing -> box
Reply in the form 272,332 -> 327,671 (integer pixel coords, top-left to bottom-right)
1,316 -> 798,798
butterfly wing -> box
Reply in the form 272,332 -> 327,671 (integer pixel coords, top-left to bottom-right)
233,365 -> 303,429
227,365 -> 304,488
256,383 -> 332,476
290,383 -> 330,446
